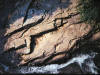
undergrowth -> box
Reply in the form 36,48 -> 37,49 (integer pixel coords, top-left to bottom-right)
77,0 -> 100,29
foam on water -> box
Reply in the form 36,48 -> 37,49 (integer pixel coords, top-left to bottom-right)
58,52 -> 98,74
1,52 -> 99,74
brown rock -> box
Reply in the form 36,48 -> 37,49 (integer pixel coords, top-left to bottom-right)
0,0 -> 91,66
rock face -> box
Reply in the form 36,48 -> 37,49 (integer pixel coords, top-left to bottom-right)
0,0 -> 91,66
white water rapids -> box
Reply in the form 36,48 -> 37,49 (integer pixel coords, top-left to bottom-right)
0,52 -> 99,74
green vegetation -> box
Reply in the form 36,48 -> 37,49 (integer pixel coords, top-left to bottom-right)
77,0 -> 100,28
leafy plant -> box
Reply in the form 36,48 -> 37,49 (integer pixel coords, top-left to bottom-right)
77,0 -> 100,28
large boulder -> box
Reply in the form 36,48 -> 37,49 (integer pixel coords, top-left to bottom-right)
0,0 -> 91,66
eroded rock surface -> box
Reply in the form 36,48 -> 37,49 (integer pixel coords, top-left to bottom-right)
0,0 -> 91,66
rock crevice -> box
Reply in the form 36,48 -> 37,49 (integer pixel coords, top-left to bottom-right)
0,0 -> 91,66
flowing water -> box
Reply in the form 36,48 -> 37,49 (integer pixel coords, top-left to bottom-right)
0,0 -> 100,74
0,51 -> 99,74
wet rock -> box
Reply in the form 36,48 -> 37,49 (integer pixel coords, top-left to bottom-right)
59,62 -> 83,74
94,54 -> 100,69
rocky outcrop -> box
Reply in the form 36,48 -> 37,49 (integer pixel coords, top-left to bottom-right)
0,0 -> 91,66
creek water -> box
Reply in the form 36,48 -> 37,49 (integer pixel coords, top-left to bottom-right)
1,51 -> 99,74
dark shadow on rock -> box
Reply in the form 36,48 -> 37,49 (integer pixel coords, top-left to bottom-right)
0,0 -> 22,67
0,0 -> 72,67
1,0 -> 72,28
0,0 -> 19,28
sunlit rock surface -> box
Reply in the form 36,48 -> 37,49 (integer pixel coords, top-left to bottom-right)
1,0 -> 100,74
0,0 -> 91,66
